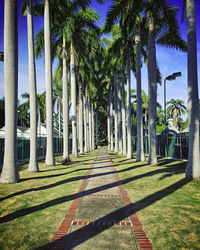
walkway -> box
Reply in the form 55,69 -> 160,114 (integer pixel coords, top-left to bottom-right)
51,147 -> 153,250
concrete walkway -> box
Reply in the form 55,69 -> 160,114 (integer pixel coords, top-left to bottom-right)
51,147 -> 152,250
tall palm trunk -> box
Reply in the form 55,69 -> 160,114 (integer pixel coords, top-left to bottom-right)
122,80 -> 126,155
77,105 -> 79,149
38,104 -> 41,136
44,0 -> 54,166
79,80 -> 83,154
70,43 -> 78,157
107,86 -> 111,150
92,103 -> 95,150
84,93 -> 88,152
62,42 -> 69,161
58,100 -> 61,137
89,98 -> 92,151
127,53 -> 132,159
110,80 -> 114,151
186,0 -> 200,179
136,19 -> 145,162
147,11 -> 157,165
27,0 -> 38,172
1,0 -> 19,183
114,73 -> 119,152
86,95 -> 90,151
118,81 -> 123,154
96,110 -> 98,147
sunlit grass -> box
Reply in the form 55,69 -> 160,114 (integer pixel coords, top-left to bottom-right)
110,152 -> 200,250
0,151 -> 97,250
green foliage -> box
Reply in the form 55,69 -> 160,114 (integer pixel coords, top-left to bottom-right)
97,106 -> 107,146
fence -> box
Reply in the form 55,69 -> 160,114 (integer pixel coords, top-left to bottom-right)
0,137 -> 72,164
132,134 -> 189,160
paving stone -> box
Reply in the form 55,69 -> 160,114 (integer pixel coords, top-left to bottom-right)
84,180 -> 121,195
64,225 -> 139,250
74,196 -> 130,222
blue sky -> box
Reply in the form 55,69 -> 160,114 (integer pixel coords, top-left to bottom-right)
0,0 -> 200,121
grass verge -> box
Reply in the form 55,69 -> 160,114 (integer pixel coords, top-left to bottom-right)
110,152 -> 200,250
0,150 -> 97,250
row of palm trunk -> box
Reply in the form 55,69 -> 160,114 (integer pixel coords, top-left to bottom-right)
106,0 -> 199,180
0,0 -> 97,184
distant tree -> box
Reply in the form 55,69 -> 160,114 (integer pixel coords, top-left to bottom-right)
166,99 -> 187,130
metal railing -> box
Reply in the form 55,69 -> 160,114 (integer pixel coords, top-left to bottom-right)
0,137 -> 72,164
132,134 -> 189,160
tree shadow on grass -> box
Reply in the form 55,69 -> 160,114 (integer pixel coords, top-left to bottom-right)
0,161 -> 187,224
35,178 -> 190,250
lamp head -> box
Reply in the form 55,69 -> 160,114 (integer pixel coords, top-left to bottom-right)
173,72 -> 182,77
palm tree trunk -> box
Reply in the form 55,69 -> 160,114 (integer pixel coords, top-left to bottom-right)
58,101 -> 61,137
110,80 -> 114,151
147,12 -> 157,165
38,105 -> 41,136
127,53 -> 132,159
0,0 -> 19,183
118,81 -> 123,155
70,44 -> 78,157
122,80 -> 126,155
107,87 -> 111,150
79,80 -> 83,154
96,110 -> 98,148
77,105 -> 79,150
44,0 -> 54,166
136,19 -> 145,162
114,73 -> 119,152
27,0 -> 38,172
88,97 -> 92,151
62,44 -> 69,161
92,103 -> 95,150
84,93 -> 88,152
186,0 -> 200,179
86,95 -> 90,151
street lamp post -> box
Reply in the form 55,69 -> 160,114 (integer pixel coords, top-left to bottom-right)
0,52 -> 4,61
163,72 -> 181,158
164,72 -> 182,131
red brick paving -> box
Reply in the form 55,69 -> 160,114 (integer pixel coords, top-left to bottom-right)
51,149 -> 153,250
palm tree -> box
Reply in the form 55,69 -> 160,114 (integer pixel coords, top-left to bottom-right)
121,78 -> 126,155
70,43 -> 78,157
110,79 -> 114,151
44,0 -> 54,166
52,67 -> 63,137
78,75 -> 83,154
21,0 -> 38,172
166,99 -> 187,130
118,79 -> 123,154
185,0 -> 200,179
135,17 -> 145,161
0,0 -> 19,183
142,90 -> 149,137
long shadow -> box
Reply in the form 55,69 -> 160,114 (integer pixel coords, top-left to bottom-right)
0,162 -> 186,223
0,161 -> 185,203
36,178 -> 190,250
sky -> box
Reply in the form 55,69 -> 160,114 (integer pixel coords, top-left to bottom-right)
0,0 -> 200,121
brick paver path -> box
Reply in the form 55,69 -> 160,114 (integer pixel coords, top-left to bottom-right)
51,147 -> 153,250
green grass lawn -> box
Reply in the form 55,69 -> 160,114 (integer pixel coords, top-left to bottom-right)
110,152 -> 200,250
0,151 -> 97,250
1,149 -> 200,250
